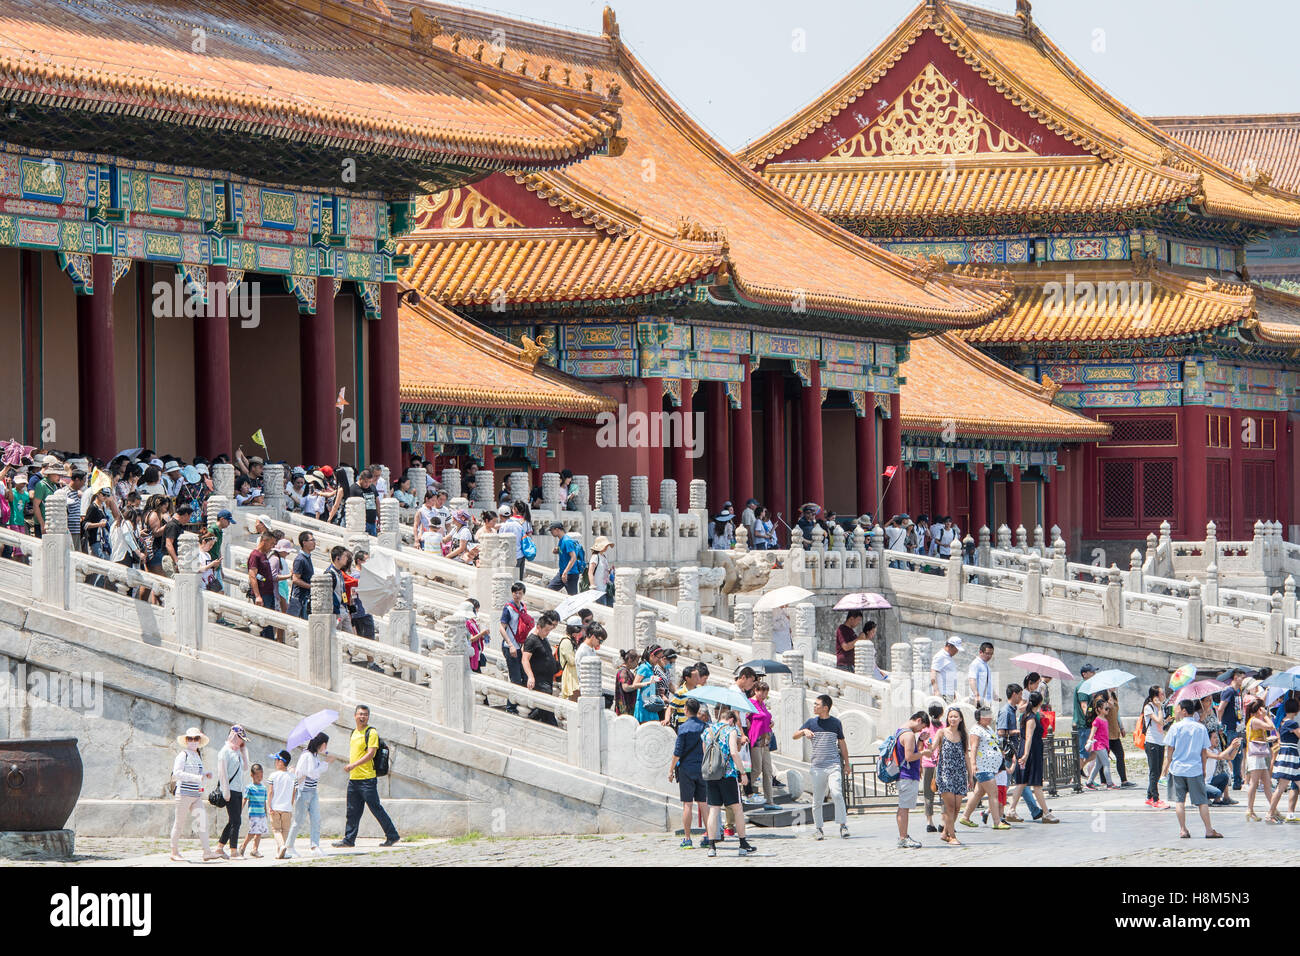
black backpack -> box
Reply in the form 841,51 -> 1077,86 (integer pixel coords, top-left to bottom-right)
362,727 -> 391,777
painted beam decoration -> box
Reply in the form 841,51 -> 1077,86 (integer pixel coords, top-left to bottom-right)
401,421 -> 549,449
0,144 -> 400,308
903,443 -> 1058,468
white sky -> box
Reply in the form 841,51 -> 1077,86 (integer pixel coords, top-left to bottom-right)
458,0 -> 1300,150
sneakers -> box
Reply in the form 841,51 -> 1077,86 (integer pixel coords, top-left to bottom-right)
1040,813 -> 1060,824
707,845 -> 717,858
814,829 -> 825,841
925,824 -> 938,833
1146,798 -> 1169,809
380,836 -> 400,847
1003,813 -> 1023,823
284,848 -> 298,859
699,837 -> 713,849
678,838 -> 694,849
981,811 -> 989,825
1120,781 -> 1138,789
897,836 -> 922,848
724,826 -> 736,837
331,840 -> 354,848
839,824 -> 850,839
737,839 -> 756,857
1106,784 -> 1121,790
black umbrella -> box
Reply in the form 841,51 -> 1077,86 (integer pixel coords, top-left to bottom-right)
737,658 -> 792,675
1217,667 -> 1257,682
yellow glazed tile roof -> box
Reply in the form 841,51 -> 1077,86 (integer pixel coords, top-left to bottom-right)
1249,284 -> 1300,345
0,0 -> 622,169
902,333 -> 1109,441
1150,115 -> 1300,197
399,289 -> 616,414
390,3 -> 1012,328
959,262 -> 1256,345
738,1 -> 1300,228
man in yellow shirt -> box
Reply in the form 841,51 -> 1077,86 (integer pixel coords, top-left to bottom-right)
332,704 -> 400,848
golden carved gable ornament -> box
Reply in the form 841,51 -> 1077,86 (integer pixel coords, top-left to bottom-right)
412,187 -> 522,231
830,63 -> 1037,159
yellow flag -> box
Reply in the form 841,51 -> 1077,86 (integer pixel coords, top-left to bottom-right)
251,429 -> 267,449
88,466 -> 111,497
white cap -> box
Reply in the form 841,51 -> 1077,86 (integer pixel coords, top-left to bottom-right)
946,636 -> 963,650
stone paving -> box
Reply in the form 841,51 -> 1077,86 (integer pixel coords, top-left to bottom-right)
32,784 -> 1296,867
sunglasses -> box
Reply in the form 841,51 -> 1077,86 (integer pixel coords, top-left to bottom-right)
185,736 -> 202,741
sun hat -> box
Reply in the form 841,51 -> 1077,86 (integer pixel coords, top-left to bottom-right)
273,539 -> 294,554
291,466 -> 306,478
177,727 -> 210,748
591,535 -> 613,553
230,724 -> 247,739
255,513 -> 273,529
195,463 -> 210,476
164,460 -> 181,473
12,473 -> 27,485
320,465 -> 334,478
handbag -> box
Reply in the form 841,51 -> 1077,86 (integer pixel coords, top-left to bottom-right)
208,758 -> 239,809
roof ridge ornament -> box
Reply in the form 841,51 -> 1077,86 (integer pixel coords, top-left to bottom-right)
410,7 -> 442,47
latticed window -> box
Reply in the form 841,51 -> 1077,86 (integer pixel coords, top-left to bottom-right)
1099,415 -> 1177,445
1206,460 -> 1231,529
1241,415 -> 1277,450
1242,461 -> 1276,523
1207,413 -> 1232,449
1100,460 -> 1135,521
1141,460 -> 1176,522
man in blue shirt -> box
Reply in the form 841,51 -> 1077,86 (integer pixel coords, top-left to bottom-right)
547,522 -> 585,595
1216,669 -> 1247,789
1161,699 -> 1241,839
670,699 -> 707,849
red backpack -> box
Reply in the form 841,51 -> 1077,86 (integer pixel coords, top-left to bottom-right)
510,601 -> 534,645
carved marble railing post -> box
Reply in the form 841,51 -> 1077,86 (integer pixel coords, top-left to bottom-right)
854,637 -> 875,679
507,471 -> 529,506
733,602 -> 754,647
441,467 -> 462,503
688,479 -> 709,559
889,642 -> 914,726
659,478 -> 678,516
40,488 -> 70,610
377,498 -> 401,551
1204,563 -> 1219,608
1284,575 -> 1297,620
911,637 -> 931,697
792,601 -> 816,662
542,472 -> 561,512
474,532 -> 513,608
439,611 -> 474,733
1269,592 -> 1285,654
1015,525 -> 1028,552
303,572 -> 338,689
204,493 -> 231,527
344,497 -> 369,552
1127,549 -> 1144,594
1024,556 -> 1042,616
1144,533 -> 1158,572
633,609 -> 657,655
1050,536 -> 1067,580
780,650 -> 808,763
947,549 -> 964,603
599,474 -> 620,515
576,656 -> 605,774
408,466 -> 428,500
613,567 -> 640,649
677,566 -> 701,630
174,532 -> 204,653
213,462 -> 236,500
1033,525 -> 1045,555
1050,524 -> 1062,549
978,526 -> 991,568
1104,566 -> 1123,628
1205,520 -> 1218,566
996,524 -> 1012,551
1185,581 -> 1204,643
262,464 -> 287,519
472,470 -> 494,511
752,607 -> 774,660
733,525 -> 749,553
489,571 -> 513,652
571,475 -> 591,513
811,524 -> 826,562
629,475 -> 648,511
1159,520 -> 1173,551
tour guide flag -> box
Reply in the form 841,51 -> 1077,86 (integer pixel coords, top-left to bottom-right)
251,429 -> 269,459
882,464 -> 898,479
336,387 -> 348,412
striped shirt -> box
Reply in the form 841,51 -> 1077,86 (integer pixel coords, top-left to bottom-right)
66,492 -> 81,536
799,716 -> 845,770
295,751 -> 328,790
244,782 -> 267,816
172,750 -> 204,797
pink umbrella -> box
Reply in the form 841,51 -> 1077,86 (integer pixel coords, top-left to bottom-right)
833,592 -> 892,611
1008,652 -> 1075,680
1173,679 -> 1228,703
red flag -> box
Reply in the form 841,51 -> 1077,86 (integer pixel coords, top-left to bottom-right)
882,464 -> 898,479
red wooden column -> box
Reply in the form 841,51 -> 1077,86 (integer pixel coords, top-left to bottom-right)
482,445 -> 495,471
764,371 -> 787,534
1181,405 -> 1209,539
21,249 -> 41,445
731,358 -> 754,511
935,462 -> 951,519
195,263 -> 232,459
706,380 -> 731,512
76,253 -> 117,462
1044,467 -> 1059,535
369,281 -> 402,472
800,361 -> 825,508
300,277 -> 337,467
882,393 -> 904,517
855,392 -> 877,517
673,378 -> 694,512
646,378 -> 664,497
1007,464 -> 1024,532
971,463 -> 988,532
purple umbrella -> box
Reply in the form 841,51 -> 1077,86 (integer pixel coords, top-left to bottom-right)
833,592 -> 892,611
286,709 -> 339,751
1173,679 -> 1228,703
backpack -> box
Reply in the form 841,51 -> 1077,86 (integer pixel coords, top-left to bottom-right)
362,727 -> 391,777
1133,706 -> 1150,749
701,725 -> 727,781
509,601 -> 534,646
554,636 -> 573,683
877,729 -> 904,783
520,535 -> 537,561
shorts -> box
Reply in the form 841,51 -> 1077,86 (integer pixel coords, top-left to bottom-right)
706,776 -> 740,807
270,810 -> 292,836
1171,774 -> 1209,807
677,772 -> 706,804
975,771 -> 997,783
248,815 -> 269,835
896,777 -> 920,809
1246,755 -> 1269,773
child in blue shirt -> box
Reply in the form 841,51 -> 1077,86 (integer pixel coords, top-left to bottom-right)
239,763 -> 269,858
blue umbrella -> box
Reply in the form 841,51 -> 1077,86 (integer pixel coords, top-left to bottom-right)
686,684 -> 759,714
286,709 -> 339,751
1262,671 -> 1300,693
1077,669 -> 1136,696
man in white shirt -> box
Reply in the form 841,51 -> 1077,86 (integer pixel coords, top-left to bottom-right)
499,503 -> 529,578
930,636 -> 961,701
967,641 -> 995,706
937,516 -> 960,558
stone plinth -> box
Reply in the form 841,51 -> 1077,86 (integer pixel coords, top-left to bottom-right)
0,829 -> 74,860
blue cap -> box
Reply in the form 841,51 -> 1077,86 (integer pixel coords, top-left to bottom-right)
217,509 -> 234,520
271,750 -> 291,765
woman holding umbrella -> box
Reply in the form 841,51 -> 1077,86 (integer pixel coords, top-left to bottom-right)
1140,686 -> 1172,808
1013,692 -> 1059,824
284,732 -> 341,857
